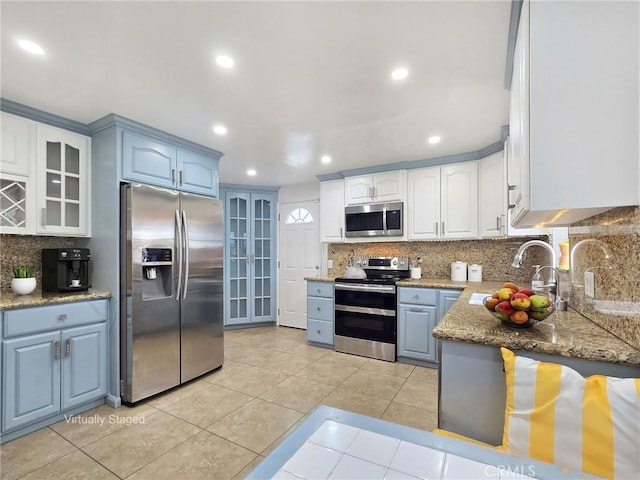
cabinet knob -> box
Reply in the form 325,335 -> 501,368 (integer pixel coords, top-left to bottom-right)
317,289 -> 321,294
316,306 -> 321,311
317,330 -> 321,334
58,314 -> 67,321
413,295 -> 419,300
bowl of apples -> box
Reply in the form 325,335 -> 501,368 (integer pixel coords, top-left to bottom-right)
483,282 -> 554,328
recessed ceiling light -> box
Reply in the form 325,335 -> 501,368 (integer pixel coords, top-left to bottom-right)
391,67 -> 408,80
215,55 -> 234,68
247,168 -> 257,176
213,125 -> 228,135
428,135 -> 441,145
18,39 -> 44,55
321,155 -> 332,164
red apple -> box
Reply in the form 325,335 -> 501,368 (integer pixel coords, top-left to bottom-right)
510,292 -> 532,310
495,300 -> 516,317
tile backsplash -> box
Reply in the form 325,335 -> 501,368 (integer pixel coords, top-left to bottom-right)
328,237 -> 549,285
1,235 -> 75,293
568,206 -> 640,350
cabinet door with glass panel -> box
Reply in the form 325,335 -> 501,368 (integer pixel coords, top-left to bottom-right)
225,191 -> 276,325
36,124 -> 90,236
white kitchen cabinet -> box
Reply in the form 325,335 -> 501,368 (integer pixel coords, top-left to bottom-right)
319,180 -> 345,243
508,0 -> 639,227
478,151 -> 506,238
441,162 -> 478,239
344,170 -> 406,205
407,162 -> 477,240
1,112 -> 33,177
36,124 -> 90,236
0,113 -> 91,236
0,113 -> 36,235
480,146 -> 548,238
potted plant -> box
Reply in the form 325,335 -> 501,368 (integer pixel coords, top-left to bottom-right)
11,265 -> 36,295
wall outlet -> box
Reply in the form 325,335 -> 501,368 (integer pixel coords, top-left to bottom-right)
327,259 -> 333,269
584,271 -> 596,298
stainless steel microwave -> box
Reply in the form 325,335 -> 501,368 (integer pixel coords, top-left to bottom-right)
345,201 -> 403,237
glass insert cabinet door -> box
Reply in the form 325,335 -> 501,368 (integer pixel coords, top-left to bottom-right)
37,125 -> 87,235
224,191 -> 276,325
0,178 -> 29,233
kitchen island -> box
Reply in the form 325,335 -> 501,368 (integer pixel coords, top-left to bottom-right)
429,281 -> 640,445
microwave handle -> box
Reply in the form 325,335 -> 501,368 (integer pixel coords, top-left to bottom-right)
382,204 -> 388,233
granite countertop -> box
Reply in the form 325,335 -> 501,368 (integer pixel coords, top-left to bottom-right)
0,290 -> 112,310
433,283 -> 640,366
304,276 -> 337,283
305,275 -> 640,366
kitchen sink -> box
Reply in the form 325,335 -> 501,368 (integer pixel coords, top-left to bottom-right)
468,292 -> 492,305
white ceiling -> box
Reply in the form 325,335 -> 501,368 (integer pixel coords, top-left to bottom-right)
1,1 -> 512,187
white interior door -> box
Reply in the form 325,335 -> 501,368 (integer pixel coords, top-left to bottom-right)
278,201 -> 320,329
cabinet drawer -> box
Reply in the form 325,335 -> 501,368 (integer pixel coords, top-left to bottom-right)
398,287 -> 436,306
307,282 -> 334,299
307,297 -> 333,322
3,300 -> 108,338
307,319 -> 333,346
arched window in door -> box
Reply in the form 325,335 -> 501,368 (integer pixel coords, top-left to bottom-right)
285,207 -> 313,224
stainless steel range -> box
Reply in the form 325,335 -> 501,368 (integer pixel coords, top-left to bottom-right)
334,256 -> 410,362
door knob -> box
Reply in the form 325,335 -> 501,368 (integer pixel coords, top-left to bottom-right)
315,265 -> 320,269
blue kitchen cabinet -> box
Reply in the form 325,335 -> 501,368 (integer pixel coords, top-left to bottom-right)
438,290 -> 462,321
1,300 -> 108,436
2,331 -> 61,431
223,189 -> 278,326
122,130 -> 177,189
121,130 -> 220,197
177,148 -> 219,197
397,287 -> 438,363
306,281 -> 334,347
397,287 -> 462,364
62,323 -> 108,409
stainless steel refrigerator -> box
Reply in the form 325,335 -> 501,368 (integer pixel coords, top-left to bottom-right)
120,183 -> 223,403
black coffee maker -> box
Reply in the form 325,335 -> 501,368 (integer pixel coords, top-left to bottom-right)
42,248 -> 91,292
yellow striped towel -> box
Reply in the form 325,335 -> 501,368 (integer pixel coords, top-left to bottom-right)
500,347 -> 640,479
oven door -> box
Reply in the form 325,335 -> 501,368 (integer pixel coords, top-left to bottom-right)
334,283 -> 396,344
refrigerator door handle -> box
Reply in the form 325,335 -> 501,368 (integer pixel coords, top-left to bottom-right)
182,210 -> 190,299
175,209 -> 183,300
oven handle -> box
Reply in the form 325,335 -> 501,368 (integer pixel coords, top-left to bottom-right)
335,305 -> 396,317
334,283 -> 396,294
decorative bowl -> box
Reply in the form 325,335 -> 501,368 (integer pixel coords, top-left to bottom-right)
482,295 -> 554,328
11,277 -> 36,295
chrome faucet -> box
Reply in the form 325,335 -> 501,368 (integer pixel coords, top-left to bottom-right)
535,265 -> 563,307
511,240 -> 563,308
511,240 -> 557,273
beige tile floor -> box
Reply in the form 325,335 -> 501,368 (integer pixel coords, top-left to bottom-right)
0,326 -> 440,480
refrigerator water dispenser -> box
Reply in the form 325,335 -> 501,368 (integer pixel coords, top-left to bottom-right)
141,248 -> 173,300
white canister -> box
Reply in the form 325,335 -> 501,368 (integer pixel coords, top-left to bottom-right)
451,261 -> 467,282
468,264 -> 483,282
411,267 -> 422,279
